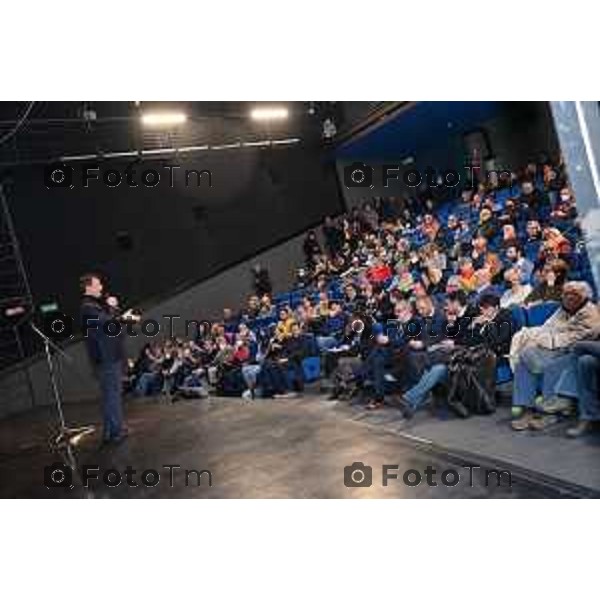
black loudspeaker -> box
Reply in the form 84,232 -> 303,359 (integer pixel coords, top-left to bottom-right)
192,205 -> 207,221
116,231 -> 133,251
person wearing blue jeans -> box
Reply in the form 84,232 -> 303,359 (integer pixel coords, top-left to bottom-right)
241,363 -> 262,398
511,346 -> 573,410
401,363 -> 448,415
564,341 -> 600,438
135,370 -> 162,396
511,346 -> 578,431
511,281 -> 600,431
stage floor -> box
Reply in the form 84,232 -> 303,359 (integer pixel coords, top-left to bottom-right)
2,392 -> 599,498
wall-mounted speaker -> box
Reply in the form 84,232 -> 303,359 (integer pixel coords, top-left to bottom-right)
116,231 -> 133,251
192,205 -> 207,221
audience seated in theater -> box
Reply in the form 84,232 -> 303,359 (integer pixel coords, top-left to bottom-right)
525,259 -> 569,304
477,207 -> 499,242
302,230 -> 322,266
550,187 -> 577,221
473,266 -> 503,301
519,179 -> 550,220
259,294 -> 275,317
125,156 -> 599,441
420,213 -> 441,242
524,220 -> 543,263
275,307 -> 296,341
458,257 -> 478,293
500,267 -> 533,309
503,242 -> 534,284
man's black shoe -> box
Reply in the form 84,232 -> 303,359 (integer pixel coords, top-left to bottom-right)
328,387 -> 341,400
100,429 -> 129,448
112,430 -> 129,444
395,396 -> 415,420
449,401 -> 470,419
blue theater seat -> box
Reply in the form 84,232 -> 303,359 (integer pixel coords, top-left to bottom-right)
303,334 -> 319,356
274,292 -> 291,306
290,293 -> 303,308
509,305 -> 527,332
301,356 -> 321,382
495,359 -> 513,385
526,301 -> 560,327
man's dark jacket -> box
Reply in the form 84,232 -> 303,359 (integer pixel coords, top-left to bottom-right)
80,295 -> 125,366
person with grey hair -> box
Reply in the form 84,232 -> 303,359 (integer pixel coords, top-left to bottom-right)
511,281 -> 600,432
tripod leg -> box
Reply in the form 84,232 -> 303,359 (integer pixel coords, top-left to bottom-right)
42,339 -> 68,431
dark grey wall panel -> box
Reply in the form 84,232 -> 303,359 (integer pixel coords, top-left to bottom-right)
6,144 -> 341,320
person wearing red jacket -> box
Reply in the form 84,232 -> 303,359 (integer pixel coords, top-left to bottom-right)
366,259 -> 392,284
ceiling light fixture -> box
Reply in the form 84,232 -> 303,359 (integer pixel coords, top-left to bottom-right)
250,107 -> 289,121
140,112 -> 187,127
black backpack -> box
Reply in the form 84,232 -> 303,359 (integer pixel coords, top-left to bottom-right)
445,346 -> 496,417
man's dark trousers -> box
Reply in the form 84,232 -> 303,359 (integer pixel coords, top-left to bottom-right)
96,361 -> 124,440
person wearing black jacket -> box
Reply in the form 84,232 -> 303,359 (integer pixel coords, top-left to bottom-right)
462,294 -> 513,356
257,332 -> 295,398
327,312 -> 373,400
302,230 -> 321,266
252,264 -> 272,297
518,180 -> 550,221
445,293 -> 513,416
322,216 -> 343,257
283,323 -> 306,393
399,294 -> 447,383
80,273 -> 137,445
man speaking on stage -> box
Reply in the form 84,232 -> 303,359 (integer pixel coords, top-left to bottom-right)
79,273 -> 138,445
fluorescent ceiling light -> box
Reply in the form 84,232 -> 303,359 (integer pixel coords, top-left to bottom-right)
271,137 -> 300,145
243,140 -> 271,147
211,143 -> 242,150
141,112 -> 187,127
250,107 -> 289,121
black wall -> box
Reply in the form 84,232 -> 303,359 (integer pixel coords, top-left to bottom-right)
6,144 -> 342,317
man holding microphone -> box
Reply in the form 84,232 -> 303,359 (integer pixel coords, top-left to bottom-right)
79,273 -> 139,445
